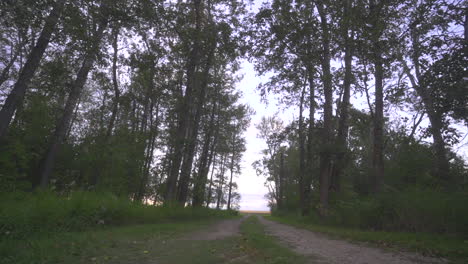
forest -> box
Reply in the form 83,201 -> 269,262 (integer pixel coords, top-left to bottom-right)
0,0 -> 467,263
0,0 -> 252,209
250,0 -> 467,237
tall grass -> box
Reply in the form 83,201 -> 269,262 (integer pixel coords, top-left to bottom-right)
273,188 -> 468,237
0,191 -> 236,239
329,188 -> 468,236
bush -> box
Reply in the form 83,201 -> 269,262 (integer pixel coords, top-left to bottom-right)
0,191 -> 237,239
329,188 -> 468,237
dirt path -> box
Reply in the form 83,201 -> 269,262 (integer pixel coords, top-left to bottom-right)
182,216 -> 247,240
258,216 -> 447,264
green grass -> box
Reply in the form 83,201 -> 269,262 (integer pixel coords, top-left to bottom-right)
1,218 -> 222,264
1,215 -> 310,264
267,215 -> 468,264
0,191 -> 236,239
237,216 -> 308,264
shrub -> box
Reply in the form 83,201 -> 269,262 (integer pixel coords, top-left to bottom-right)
0,191 -> 237,239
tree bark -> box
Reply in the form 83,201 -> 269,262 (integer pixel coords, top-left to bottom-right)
0,0 -> 65,139
176,37 -> 216,205
298,85 -> 307,214
216,153 -> 227,209
192,95 -> 219,206
278,150 -> 285,210
34,10 -> 108,189
164,0 -> 203,204
316,1 -> 333,215
331,0 -> 353,192
105,26 -> 120,139
366,0 -> 386,194
205,152 -> 217,207
303,67 -> 315,216
226,139 -> 236,210
372,53 -> 384,193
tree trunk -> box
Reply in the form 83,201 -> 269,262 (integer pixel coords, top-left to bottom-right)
278,150 -> 285,210
205,152 -> 217,207
192,96 -> 219,206
298,85 -> 307,214
164,0 -> 203,204
216,153 -> 227,209
303,67 -> 315,216
226,143 -> 236,210
316,1 -> 333,216
331,0 -> 353,192
409,26 -> 450,182
0,0 -> 65,139
105,26 -> 120,139
34,13 -> 108,189
403,63 -> 450,182
372,50 -> 384,193
176,39 -> 216,205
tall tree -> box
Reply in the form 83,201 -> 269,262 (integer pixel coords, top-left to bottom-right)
0,0 -> 66,139
35,1 -> 110,188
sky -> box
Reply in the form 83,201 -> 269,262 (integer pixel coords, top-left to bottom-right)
235,61 -> 271,211
235,60 -> 297,211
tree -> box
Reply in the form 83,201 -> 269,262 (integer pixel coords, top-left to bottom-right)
0,0 -> 66,139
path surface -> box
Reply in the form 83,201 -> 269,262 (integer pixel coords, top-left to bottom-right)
258,216 -> 447,264
182,216 -> 247,240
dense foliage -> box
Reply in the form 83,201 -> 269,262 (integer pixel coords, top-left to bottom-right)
249,0 -> 468,236
0,0 -> 251,210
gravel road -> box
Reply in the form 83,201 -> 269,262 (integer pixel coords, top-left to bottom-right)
182,216 -> 247,240
258,216 -> 447,264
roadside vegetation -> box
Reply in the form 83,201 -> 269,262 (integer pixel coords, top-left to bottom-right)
2,213 -> 304,264
268,215 -> 467,263
249,0 -> 467,262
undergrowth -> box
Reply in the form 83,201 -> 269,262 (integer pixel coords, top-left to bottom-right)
0,191 -> 236,239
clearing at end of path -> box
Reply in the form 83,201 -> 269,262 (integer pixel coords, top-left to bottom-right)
257,216 -> 447,264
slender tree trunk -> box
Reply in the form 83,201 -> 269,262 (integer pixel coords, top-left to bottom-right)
193,97 -> 219,206
176,40 -> 216,205
205,152 -> 217,207
410,27 -> 450,182
316,1 -> 333,215
372,49 -> 384,193
298,85 -> 307,214
303,68 -> 315,216
105,26 -> 120,139
369,1 -> 385,193
34,13 -> 108,189
226,144 -> 236,210
164,0 -> 203,203
331,0 -> 353,192
216,153 -> 227,209
0,0 -> 65,139
278,150 -> 285,210
403,63 -> 450,182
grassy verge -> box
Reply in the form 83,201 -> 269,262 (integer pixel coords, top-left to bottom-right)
1,215 -> 309,264
1,219 -> 216,264
267,215 -> 468,263
0,191 -> 236,239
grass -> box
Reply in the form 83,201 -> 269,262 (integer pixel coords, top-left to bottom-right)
1,215 -> 309,264
237,216 -> 308,264
267,215 -> 468,264
0,191 -> 236,239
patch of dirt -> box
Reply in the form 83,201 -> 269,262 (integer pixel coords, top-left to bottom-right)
182,216 -> 247,241
258,216 -> 447,264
